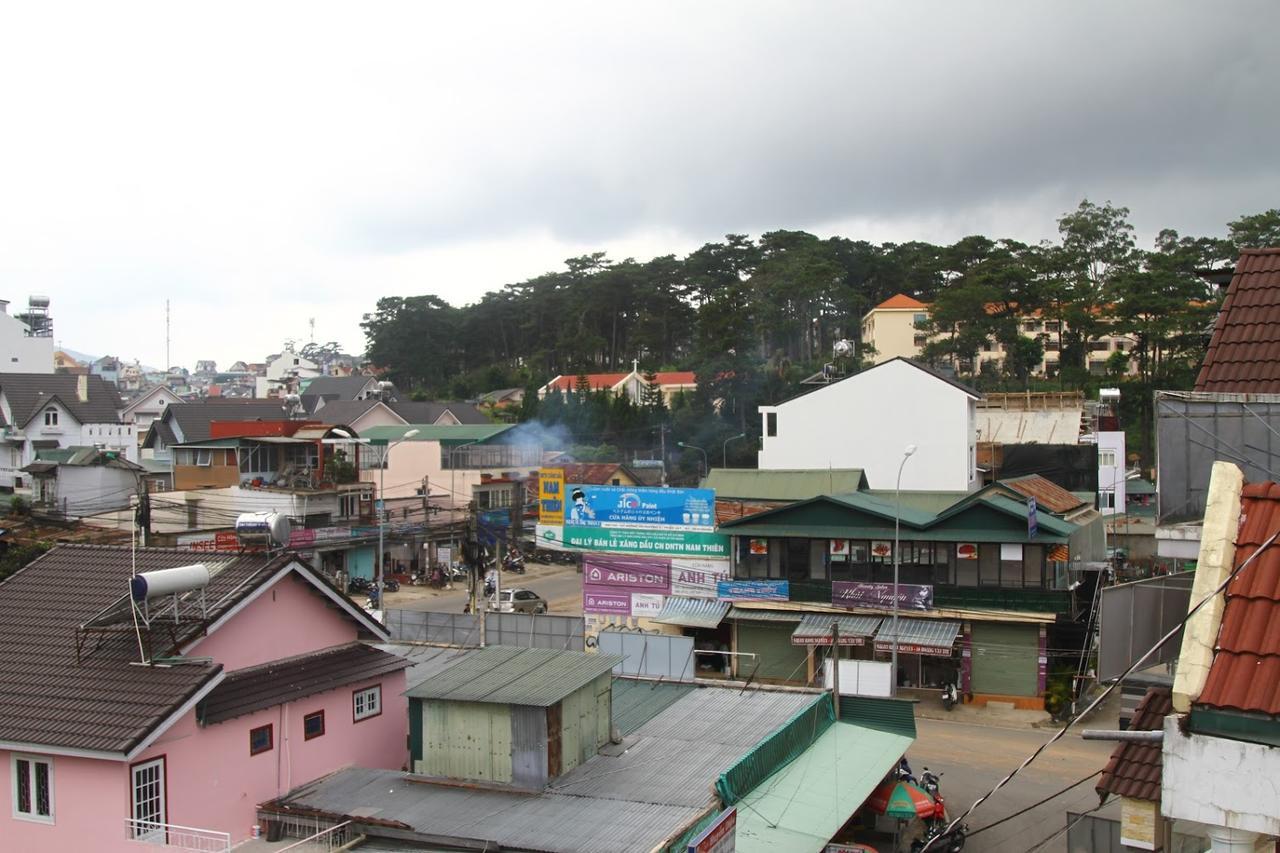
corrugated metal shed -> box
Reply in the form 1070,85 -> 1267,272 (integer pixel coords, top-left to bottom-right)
610,678 -> 694,736
404,646 -> 621,707
652,596 -> 729,629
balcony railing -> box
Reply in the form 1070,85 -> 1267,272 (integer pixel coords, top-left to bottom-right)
124,819 -> 230,852
745,578 -> 1071,614
278,820 -> 358,851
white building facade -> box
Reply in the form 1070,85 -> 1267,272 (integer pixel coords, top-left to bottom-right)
757,357 -> 980,492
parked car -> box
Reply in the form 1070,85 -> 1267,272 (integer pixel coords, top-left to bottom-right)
490,588 -> 548,614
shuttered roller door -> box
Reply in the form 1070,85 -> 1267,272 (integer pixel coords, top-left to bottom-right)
736,621 -> 808,683
970,622 -> 1039,697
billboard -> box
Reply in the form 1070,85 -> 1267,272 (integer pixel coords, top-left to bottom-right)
583,555 -> 671,592
566,484 -> 715,531
688,807 -> 736,853
538,468 -> 565,525
832,581 -> 933,611
670,558 -> 732,598
563,526 -> 729,558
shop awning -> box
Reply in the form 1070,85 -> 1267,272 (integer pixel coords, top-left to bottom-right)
652,596 -> 729,629
727,606 -> 804,622
791,613 -> 882,646
873,618 -> 961,657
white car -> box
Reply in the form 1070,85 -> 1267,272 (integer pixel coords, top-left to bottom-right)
489,588 -> 548,614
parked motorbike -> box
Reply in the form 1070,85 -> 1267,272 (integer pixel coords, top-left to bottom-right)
941,681 -> 959,711
347,577 -> 371,595
484,571 -> 496,598
365,588 -> 380,610
503,551 -> 526,574
383,578 -> 400,593
910,768 -> 966,852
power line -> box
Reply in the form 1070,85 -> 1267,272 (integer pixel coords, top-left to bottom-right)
923,525 -> 1280,851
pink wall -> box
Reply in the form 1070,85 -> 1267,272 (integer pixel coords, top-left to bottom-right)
185,571 -> 358,670
0,750 -> 135,853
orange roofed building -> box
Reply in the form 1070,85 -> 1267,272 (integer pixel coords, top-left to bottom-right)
537,365 -> 697,406
860,293 -> 1139,378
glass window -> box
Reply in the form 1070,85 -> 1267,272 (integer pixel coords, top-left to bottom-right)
913,313 -> 928,327
808,540 -> 828,581
1023,545 -> 1045,588
43,408 -> 58,427
12,754 -> 53,823
737,538 -> 770,578
353,685 -> 382,722
766,413 -> 777,437
979,544 -> 1000,585
249,724 -> 273,756
1099,449 -> 1116,467
1099,488 -> 1116,510
304,711 -> 325,741
1000,543 -> 1024,588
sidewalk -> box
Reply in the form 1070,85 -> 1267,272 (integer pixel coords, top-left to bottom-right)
906,684 -> 1123,731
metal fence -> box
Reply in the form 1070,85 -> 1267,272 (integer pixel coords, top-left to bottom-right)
597,630 -> 696,681
385,609 -> 584,651
1066,812 -> 1208,853
123,819 -> 230,852
1098,573 -> 1194,681
278,820 -> 359,851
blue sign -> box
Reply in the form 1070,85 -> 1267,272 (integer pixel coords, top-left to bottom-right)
1027,497 -> 1038,539
716,579 -> 789,601
567,484 -> 715,531
478,509 -> 511,546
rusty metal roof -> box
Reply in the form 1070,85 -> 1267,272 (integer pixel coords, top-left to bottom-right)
1196,249 -> 1280,392
1197,481 -> 1280,715
999,474 -> 1088,514
200,642 -> 410,724
1097,686 -> 1172,802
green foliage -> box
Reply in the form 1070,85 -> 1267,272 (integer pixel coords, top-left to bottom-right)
0,541 -> 49,584
9,496 -> 29,516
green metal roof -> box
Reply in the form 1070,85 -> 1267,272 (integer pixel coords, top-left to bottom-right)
404,646 -> 621,707
702,468 -> 867,500
610,678 -> 695,737
360,424 -> 513,445
838,695 -> 918,739
862,489 -> 972,514
733,720 -> 914,852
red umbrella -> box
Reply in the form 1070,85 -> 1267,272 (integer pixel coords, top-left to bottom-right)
865,780 -> 936,820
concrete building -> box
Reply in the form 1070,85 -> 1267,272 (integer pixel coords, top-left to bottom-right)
758,357 -> 980,493
23,446 -> 144,519
538,367 -> 698,407
0,297 -> 54,373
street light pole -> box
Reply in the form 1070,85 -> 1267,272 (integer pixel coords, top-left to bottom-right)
376,428 -> 419,613
677,441 -> 708,482
722,432 -> 747,468
891,443 -> 918,697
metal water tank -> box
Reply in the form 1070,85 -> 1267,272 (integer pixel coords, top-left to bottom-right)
130,564 -> 210,602
234,512 -> 292,548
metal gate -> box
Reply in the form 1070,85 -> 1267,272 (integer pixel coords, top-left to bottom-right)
970,623 -> 1038,696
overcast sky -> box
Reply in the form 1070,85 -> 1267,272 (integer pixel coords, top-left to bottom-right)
1,2 -> 1277,370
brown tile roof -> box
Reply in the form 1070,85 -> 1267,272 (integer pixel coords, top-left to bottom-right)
0,545 -> 381,756
200,642 -> 409,724
1195,249 -> 1280,392
1197,481 -> 1280,715
999,474 -> 1088,514
559,462 -> 638,485
1097,686 -> 1172,802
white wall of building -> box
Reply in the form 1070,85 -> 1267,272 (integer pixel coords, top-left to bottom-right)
0,398 -> 137,488
1096,429 -> 1127,515
1162,716 -> 1280,838
862,307 -> 928,364
757,358 -> 978,492
0,310 -> 53,373
39,465 -> 137,517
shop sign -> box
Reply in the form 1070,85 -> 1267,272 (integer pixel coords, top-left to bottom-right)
566,484 -> 715,531
563,526 -> 729,558
829,539 -> 850,559
873,639 -> 954,656
870,540 -> 893,558
748,538 -> 768,555
583,586 -> 632,615
177,530 -> 241,552
583,555 -> 670,593
670,558 -> 731,598
630,593 -> 665,618
792,632 -> 864,647
538,468 -> 565,525
1027,496 -> 1038,539
716,579 -> 789,601
688,807 -> 736,853
832,581 -> 933,611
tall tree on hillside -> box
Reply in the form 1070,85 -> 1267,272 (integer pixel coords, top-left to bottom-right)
1227,209 -> 1280,253
361,295 -> 459,389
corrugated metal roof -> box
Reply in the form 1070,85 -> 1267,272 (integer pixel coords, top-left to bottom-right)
652,596 -> 729,628
1196,249 -> 1280,392
838,695 -> 917,739
610,678 -> 695,736
377,643 -> 477,692
404,646 -> 622,707
874,617 -> 961,652
999,474 -> 1088,514
791,612 -> 881,641
702,468 -> 867,500
359,424 -> 512,444
727,606 -> 804,622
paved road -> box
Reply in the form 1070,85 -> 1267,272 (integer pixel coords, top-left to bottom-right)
385,560 -> 585,614
910,716 -> 1118,852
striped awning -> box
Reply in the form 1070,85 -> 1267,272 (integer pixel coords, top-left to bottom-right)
873,618 -> 961,657
727,606 -> 804,622
791,613 -> 882,646
652,596 -> 729,629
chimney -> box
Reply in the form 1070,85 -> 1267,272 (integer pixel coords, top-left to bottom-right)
77,374 -> 88,403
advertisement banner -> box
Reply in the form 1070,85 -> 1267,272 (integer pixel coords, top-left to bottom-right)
539,468 -> 565,525
583,586 -> 632,615
688,807 -> 736,853
956,542 -> 978,560
832,581 -> 933,611
670,558 -> 732,598
748,538 -> 768,556
630,593 -> 666,618
870,540 -> 893,558
566,484 -> 715,532
564,526 -> 730,558
716,579 -> 789,601
829,539 -> 850,559
177,530 -> 241,552
535,523 -> 571,551
582,555 -> 671,593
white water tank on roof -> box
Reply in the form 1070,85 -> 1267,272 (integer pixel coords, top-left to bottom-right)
130,564 -> 210,602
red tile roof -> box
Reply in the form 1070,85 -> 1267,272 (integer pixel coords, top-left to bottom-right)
874,293 -> 930,310
1195,249 -> 1280,392
543,373 -> 629,393
1197,480 -> 1280,715
1097,686 -> 1172,802
653,371 -> 696,385
559,462 -> 635,485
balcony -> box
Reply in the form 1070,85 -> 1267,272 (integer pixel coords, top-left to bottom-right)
124,819 -> 230,852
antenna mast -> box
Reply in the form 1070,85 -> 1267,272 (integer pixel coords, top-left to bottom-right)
165,299 -> 171,371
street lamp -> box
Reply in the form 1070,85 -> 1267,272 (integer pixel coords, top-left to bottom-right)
891,443 -> 918,697
376,428 -> 419,612
722,432 -> 747,468
677,441 -> 708,482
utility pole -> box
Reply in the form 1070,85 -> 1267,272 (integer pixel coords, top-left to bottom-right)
164,299 -> 170,371
831,621 -> 841,718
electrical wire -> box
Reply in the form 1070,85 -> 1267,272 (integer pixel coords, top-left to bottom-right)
921,526 -> 1280,852
963,769 -> 1100,839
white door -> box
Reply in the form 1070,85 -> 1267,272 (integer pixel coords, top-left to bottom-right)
131,758 -> 166,843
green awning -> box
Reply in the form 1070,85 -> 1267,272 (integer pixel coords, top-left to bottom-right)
734,720 -> 914,852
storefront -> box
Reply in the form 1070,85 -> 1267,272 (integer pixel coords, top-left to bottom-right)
730,609 -> 807,683
872,617 -> 961,690
967,621 -> 1044,701
651,597 -> 732,675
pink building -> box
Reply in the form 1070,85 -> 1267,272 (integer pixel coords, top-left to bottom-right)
0,544 -> 409,851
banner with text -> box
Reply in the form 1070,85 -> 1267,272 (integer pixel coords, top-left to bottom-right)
564,526 -> 729,558
582,554 -> 671,593
716,579 -> 789,601
832,581 -> 933,611
538,468 -> 565,525
566,484 -> 715,531
670,558 -> 732,598
582,586 -> 668,617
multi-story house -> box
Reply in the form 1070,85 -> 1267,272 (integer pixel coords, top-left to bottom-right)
0,373 -> 137,490
860,293 -> 1138,377
537,367 -> 697,406
0,297 -> 54,373
0,544 -> 409,852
